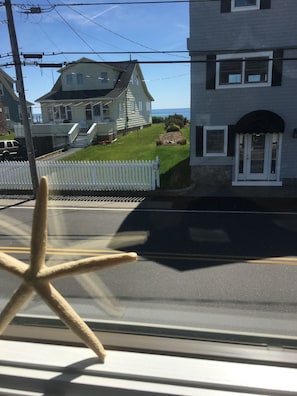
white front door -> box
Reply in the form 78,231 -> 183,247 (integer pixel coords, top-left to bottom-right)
235,133 -> 282,184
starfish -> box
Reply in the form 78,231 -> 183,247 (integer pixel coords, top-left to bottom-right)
0,176 -> 137,362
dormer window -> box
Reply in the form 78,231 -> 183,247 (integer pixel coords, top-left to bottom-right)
101,72 -> 108,83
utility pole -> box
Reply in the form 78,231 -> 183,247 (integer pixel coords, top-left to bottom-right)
5,0 -> 39,197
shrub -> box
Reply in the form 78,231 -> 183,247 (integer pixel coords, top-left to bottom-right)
164,114 -> 187,129
166,123 -> 180,132
152,116 -> 164,124
176,138 -> 187,145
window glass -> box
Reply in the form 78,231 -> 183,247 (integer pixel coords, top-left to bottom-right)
1,0 -> 297,371
101,72 -> 108,83
203,127 -> 227,156
217,52 -> 272,88
245,57 -> 269,83
76,73 -> 83,85
66,74 -> 73,85
219,59 -> 242,84
232,0 -> 259,10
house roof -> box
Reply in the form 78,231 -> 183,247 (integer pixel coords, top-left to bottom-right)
0,68 -> 34,105
36,59 -> 154,103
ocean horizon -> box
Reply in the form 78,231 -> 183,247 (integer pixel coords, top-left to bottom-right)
152,107 -> 190,119
32,107 -> 191,123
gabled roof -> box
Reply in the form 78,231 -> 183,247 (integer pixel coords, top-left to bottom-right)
0,68 -> 33,105
36,60 -> 154,102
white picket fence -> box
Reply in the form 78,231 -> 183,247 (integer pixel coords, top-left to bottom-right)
0,158 -> 160,191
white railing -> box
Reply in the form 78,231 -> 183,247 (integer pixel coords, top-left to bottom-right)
0,158 -> 160,191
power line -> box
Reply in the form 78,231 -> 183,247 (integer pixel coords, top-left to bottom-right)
46,0 -> 105,60
9,0 -> 209,8
60,1 -> 174,56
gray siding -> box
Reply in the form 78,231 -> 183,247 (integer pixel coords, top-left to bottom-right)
190,51 -> 297,177
188,0 -> 297,53
189,0 -> 297,181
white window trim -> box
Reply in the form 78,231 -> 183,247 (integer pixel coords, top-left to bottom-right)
216,51 -> 273,89
203,126 -> 228,157
231,0 -> 260,12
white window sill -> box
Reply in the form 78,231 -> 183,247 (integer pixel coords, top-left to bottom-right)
1,338 -> 297,395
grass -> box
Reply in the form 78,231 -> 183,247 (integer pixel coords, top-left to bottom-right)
0,132 -> 15,140
62,124 -> 191,190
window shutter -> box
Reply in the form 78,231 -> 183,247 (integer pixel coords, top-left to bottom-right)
196,126 -> 203,157
260,0 -> 271,9
227,125 -> 236,157
206,55 -> 216,90
272,49 -> 283,87
221,0 -> 231,13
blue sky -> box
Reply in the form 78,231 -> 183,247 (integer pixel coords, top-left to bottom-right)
0,0 -> 190,113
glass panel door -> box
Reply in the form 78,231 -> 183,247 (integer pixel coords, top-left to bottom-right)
236,133 -> 280,182
248,134 -> 266,177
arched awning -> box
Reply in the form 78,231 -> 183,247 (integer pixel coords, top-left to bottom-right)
235,110 -> 285,134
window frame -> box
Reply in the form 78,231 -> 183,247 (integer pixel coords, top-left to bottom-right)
76,73 -> 84,85
66,74 -> 73,85
4,106 -> 10,120
203,126 -> 228,157
216,51 -> 273,89
100,72 -> 108,83
231,0 -> 260,12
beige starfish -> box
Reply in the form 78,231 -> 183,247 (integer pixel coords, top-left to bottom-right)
0,176 -> 137,362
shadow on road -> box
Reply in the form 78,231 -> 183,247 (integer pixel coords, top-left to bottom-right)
108,196 -> 297,271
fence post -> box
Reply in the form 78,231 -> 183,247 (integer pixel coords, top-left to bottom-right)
154,156 -> 160,188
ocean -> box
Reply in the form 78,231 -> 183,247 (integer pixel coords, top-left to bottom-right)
32,107 -> 191,123
152,108 -> 190,120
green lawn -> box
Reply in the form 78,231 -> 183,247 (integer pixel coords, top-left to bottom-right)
63,124 -> 191,189
0,132 -> 15,140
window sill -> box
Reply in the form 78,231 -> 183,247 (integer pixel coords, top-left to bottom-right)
1,335 -> 297,395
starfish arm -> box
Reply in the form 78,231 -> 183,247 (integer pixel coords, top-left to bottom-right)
30,176 -> 48,274
39,252 -> 137,281
0,252 -> 28,277
35,281 -> 106,361
0,282 -> 34,334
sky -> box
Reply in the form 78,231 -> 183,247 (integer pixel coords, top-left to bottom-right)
0,0 -> 190,114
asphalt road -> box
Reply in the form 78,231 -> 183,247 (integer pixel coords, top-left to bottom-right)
1,198 -> 297,336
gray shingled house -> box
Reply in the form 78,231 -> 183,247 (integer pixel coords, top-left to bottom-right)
188,0 -> 297,195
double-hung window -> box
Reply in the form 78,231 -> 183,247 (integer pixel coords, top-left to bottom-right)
203,126 -> 228,156
231,0 -> 260,11
76,73 -> 83,85
216,51 -> 273,88
66,74 -> 73,85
